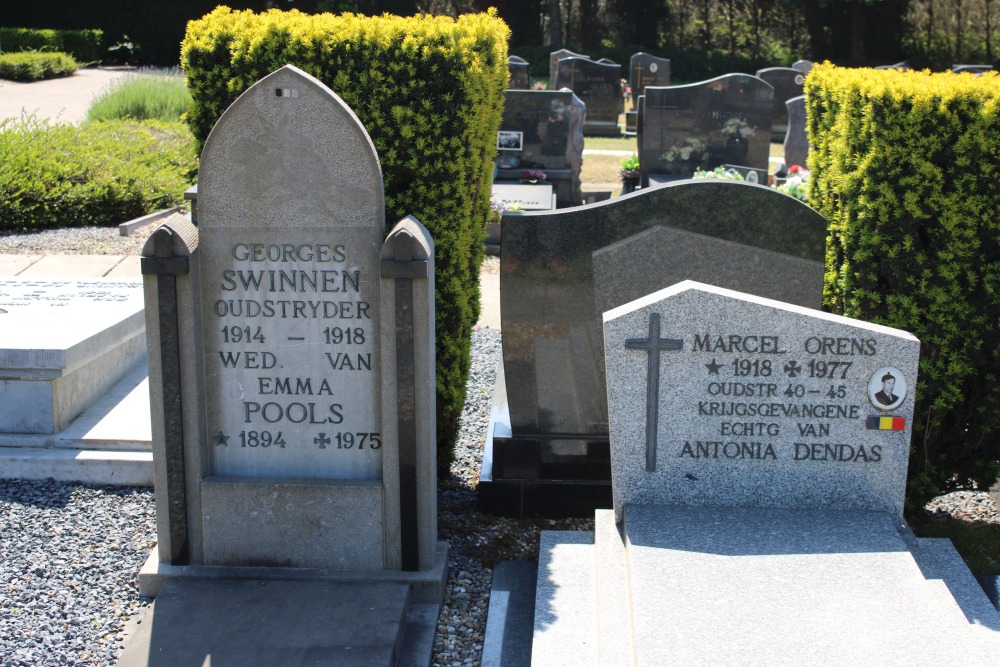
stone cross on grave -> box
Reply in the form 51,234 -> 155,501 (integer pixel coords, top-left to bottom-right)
625,313 -> 683,472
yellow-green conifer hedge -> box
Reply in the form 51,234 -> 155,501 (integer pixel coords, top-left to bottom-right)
806,63 -> 1000,509
181,7 -> 509,475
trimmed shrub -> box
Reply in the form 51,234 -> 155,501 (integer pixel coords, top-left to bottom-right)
0,27 -> 103,63
806,63 -> 1000,509
85,68 -> 193,123
181,8 -> 509,475
0,118 -> 197,231
0,51 -> 77,82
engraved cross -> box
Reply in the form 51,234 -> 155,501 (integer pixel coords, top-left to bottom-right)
625,313 -> 683,472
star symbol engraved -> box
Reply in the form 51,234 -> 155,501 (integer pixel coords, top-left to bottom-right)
705,358 -> 722,375
214,431 -> 229,446
784,361 -> 802,378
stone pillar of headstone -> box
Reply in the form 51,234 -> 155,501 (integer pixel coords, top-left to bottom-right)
141,217 -> 205,565
379,215 -> 437,571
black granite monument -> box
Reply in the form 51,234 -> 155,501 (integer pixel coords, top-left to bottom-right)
638,74 -> 772,186
554,57 -> 622,136
754,67 -> 805,140
508,55 -> 530,89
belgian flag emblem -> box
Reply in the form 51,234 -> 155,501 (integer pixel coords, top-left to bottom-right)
866,416 -> 905,431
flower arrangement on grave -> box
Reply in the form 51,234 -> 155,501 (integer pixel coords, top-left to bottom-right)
519,169 -> 546,184
720,117 -> 756,139
487,196 -> 523,223
660,136 -> 707,163
692,166 -> 745,180
775,164 -> 810,201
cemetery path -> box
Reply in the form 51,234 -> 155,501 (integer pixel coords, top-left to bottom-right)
0,67 -> 133,125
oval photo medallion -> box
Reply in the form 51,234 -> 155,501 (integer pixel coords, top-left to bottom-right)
867,366 -> 907,412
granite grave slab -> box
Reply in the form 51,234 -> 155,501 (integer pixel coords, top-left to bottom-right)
549,48 -> 590,87
629,52 -> 670,95
0,277 -> 146,434
638,74 -> 772,185
508,55 -> 530,89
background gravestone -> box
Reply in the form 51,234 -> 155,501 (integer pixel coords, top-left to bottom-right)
508,55 -> 529,89
784,95 -> 809,169
639,74 -> 773,185
791,59 -> 814,74
495,89 -> 586,207
629,52 -> 670,96
549,48 -> 590,87
554,57 -> 622,136
755,66 -> 806,140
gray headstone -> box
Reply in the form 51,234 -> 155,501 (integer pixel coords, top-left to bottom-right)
603,280 -> 920,519
783,95 -> 809,169
549,48 -> 590,87
0,278 -> 145,434
639,74 -> 773,183
500,180 -> 827,438
554,57 -> 622,135
508,56 -> 530,90
629,52 -> 671,96
496,89 -> 586,206
754,67 -> 805,139
143,65 -> 441,575
953,64 -> 994,74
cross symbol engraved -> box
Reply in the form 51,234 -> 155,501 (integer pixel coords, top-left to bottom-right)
625,313 -> 683,472
314,433 -> 331,449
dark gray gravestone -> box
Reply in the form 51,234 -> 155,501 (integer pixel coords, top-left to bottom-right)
639,75 -> 772,186
549,48 -> 590,87
496,89 -> 586,207
783,95 -> 809,169
479,180 -> 828,517
508,55 -> 530,89
555,57 -> 622,136
754,67 -> 805,140
953,64 -> 994,74
629,52 -> 670,96
791,59 -> 814,74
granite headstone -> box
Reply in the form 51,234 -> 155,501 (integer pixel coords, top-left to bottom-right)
549,48 -> 590,87
554,57 -> 622,135
639,74 -> 773,185
508,55 -> 530,89
140,66 -> 445,589
629,52 -> 671,96
783,94 -> 809,169
479,180 -> 828,516
754,66 -> 805,140
603,280 -> 920,520
494,89 -> 586,207
791,59 -> 814,74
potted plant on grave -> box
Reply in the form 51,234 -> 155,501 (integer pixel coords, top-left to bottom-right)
618,153 -> 640,194
486,196 -> 523,247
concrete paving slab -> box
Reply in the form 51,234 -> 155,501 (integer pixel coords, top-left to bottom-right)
532,531 -> 597,666
105,255 -> 142,278
15,254 -> 126,277
0,68 -> 133,125
54,358 -> 151,449
477,272 -> 500,330
0,255 -> 42,275
0,447 -> 152,486
116,578 -> 411,667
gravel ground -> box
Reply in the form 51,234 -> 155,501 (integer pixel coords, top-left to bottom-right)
0,225 -> 996,665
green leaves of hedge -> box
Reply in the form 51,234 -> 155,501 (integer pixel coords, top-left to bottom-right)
0,118 -> 197,231
807,64 -> 1000,509
0,52 -> 78,82
182,8 -> 509,474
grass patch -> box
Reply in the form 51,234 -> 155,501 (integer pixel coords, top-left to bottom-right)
581,152 -> 626,189
85,68 -> 193,124
0,51 -> 77,82
0,116 -> 197,231
585,135 -> 637,152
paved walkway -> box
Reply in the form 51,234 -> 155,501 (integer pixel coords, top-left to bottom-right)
0,67 -> 133,124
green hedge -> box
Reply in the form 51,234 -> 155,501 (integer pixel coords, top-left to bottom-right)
0,51 -> 77,81
0,27 -> 103,63
806,63 -> 1000,509
182,8 -> 509,475
0,118 -> 197,231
